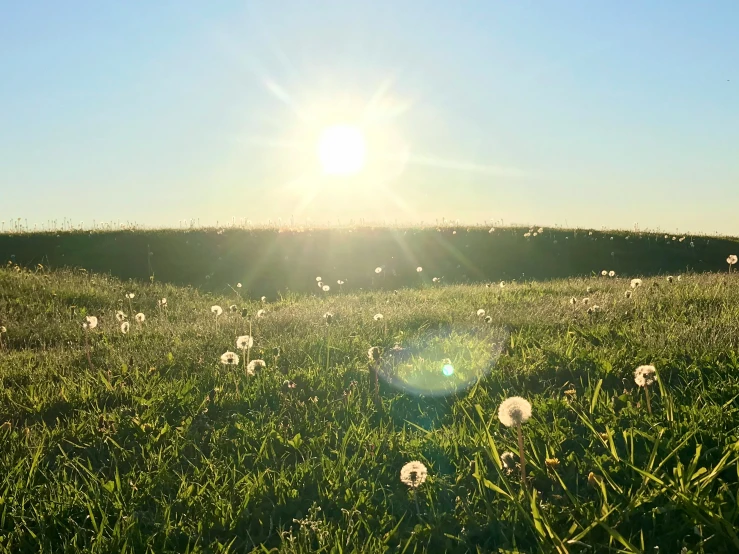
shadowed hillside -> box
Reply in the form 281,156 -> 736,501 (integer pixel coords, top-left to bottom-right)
1,227 -> 736,297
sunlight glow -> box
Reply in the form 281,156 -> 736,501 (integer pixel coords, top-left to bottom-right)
317,125 -> 366,176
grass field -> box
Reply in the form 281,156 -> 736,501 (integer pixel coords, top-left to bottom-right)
2,261 -> 739,552
2,226 -> 738,297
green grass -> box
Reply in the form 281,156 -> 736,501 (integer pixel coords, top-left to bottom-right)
2,265 -> 739,552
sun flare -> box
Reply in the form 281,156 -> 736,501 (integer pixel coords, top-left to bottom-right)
317,124 -> 366,176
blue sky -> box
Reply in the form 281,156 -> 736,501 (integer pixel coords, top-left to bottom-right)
1,1 -> 738,233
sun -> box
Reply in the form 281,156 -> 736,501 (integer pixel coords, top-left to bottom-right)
317,124 -> 366,176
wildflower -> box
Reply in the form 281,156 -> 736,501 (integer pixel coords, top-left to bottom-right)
374,313 -> 384,321
400,461 -> 428,489
236,283 -> 242,288
158,298 -> 167,307
125,293 -> 135,299
625,290 -> 632,298
545,458 -> 560,469
416,267 -> 423,272
120,322 -> 130,334
500,451 -> 516,470
261,296 -> 266,303
220,351 -> 239,365
83,316 -> 98,330
229,304 -> 238,313
246,359 -> 266,375
236,335 -> 253,350
322,285 -> 330,292
634,365 -> 656,387
476,309 -> 485,317
601,270 -> 607,276
135,313 -> 145,323
582,297 -> 590,305
630,278 -> 642,288
211,305 -> 223,316
324,312 -> 333,324
608,271 -> 616,277
498,397 -> 532,427
569,297 -> 577,305
484,315 -> 492,323
257,309 -> 266,318
368,346 -> 381,362
375,267 -> 382,274
666,275 -> 674,283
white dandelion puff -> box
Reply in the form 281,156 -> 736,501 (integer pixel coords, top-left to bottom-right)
634,365 -> 657,387
0,326 -> 6,334
125,293 -> 135,299
135,313 -> 145,323
500,451 -> 516,470
608,270 -> 616,277
257,309 -> 266,318
416,267 -> 423,272
476,309 -> 485,317
211,305 -> 223,316
158,298 -> 167,307
115,311 -> 126,322
601,270 -> 607,276
220,351 -> 239,366
322,285 -> 330,292
586,286 -> 592,293
582,297 -> 590,305
728,255 -> 738,265
630,279 -> 642,288
625,290 -> 632,298
499,281 -> 506,288
236,335 -> 254,350
400,461 -> 428,489
83,316 -> 98,330
569,297 -> 577,305
337,279 -> 345,285
316,276 -> 322,282
236,283 -> 242,288
375,267 -> 382,274
246,359 -> 266,375
498,397 -> 532,427
120,321 -> 130,334
229,304 -> 238,313
261,296 -> 266,303
666,275 -> 674,283
374,313 -> 384,321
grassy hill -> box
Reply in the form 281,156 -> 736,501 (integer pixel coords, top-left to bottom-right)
1,226 -> 738,297
1,262 -> 739,552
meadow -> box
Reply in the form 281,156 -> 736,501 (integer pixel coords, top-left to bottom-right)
1,226 -> 738,297
2,246 -> 739,553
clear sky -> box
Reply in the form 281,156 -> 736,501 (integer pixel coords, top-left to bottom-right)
1,1 -> 738,234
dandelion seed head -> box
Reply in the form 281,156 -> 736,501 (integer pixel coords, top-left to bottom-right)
316,276 -> 322,281
135,313 -> 145,323
158,298 -> 167,306
416,267 -> 423,273
499,281 -> 505,288
120,321 -> 129,334
322,285 -> 330,291
246,359 -> 266,373
728,255 -> 738,265
601,270 -> 607,276
630,278 -> 642,288
608,270 -> 616,277
236,283 -> 242,288
211,305 -> 223,316
125,293 -> 135,299
582,297 -> 590,305
569,297 -> 577,305
500,451 -> 516,469
497,396 -> 532,427
368,346 -> 381,362
0,326 -> 5,334
625,290 -> 632,298
399,460 -> 428,489
83,316 -> 98,330
323,312 -> 333,324
236,335 -> 254,350
375,267 -> 382,274
257,309 -> 266,317
220,351 -> 239,365
634,365 -> 657,387
476,309 -> 485,317
666,275 -> 674,283
484,315 -> 492,323
229,304 -> 238,313
261,296 -> 267,303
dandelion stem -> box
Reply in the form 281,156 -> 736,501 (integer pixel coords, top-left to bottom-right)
517,423 -> 527,486
325,325 -> 330,373
84,330 -> 93,371
413,489 -> 420,518
645,386 -> 652,415
247,320 -> 252,367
